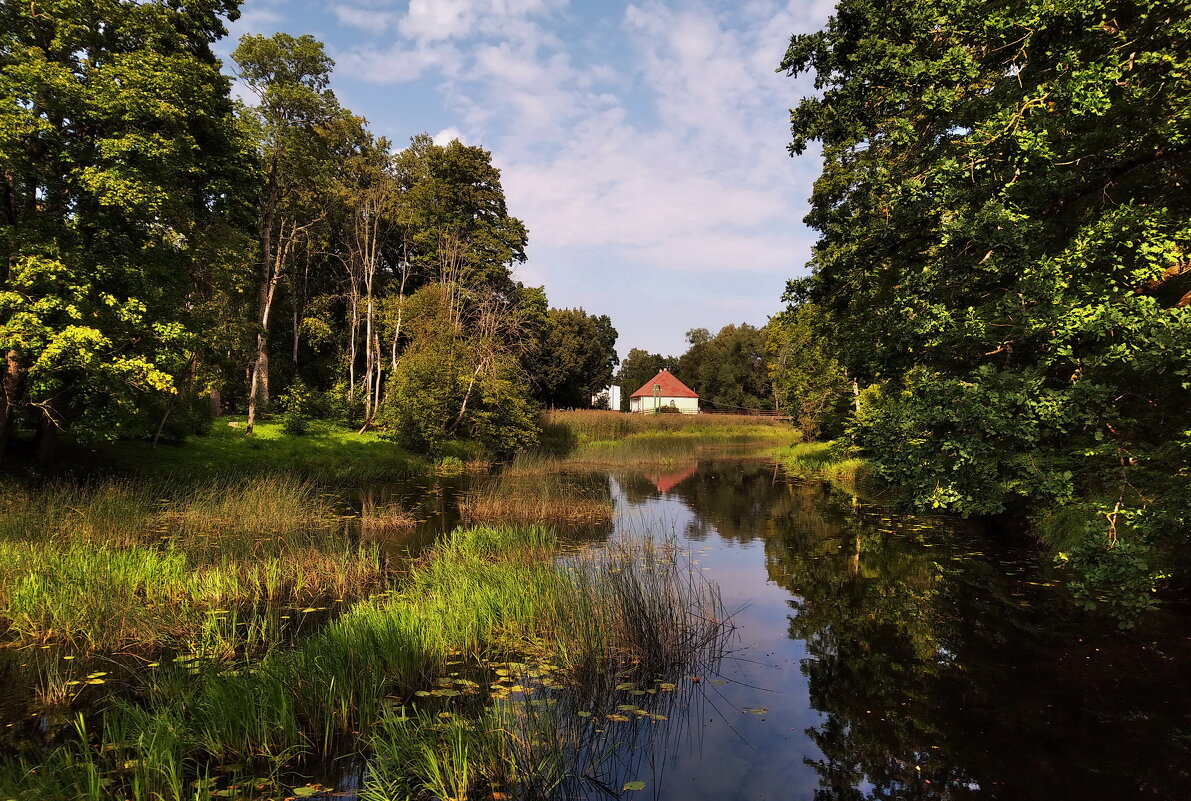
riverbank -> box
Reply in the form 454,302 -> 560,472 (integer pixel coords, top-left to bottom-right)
529,410 -> 799,469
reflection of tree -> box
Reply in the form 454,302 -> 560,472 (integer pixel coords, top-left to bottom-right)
766,486 -> 1191,800
665,460 -> 807,543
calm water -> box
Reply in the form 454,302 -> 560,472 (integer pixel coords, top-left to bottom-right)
554,458 -> 1191,801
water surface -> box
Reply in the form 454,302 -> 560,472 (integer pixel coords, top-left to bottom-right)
584,458 -> 1191,801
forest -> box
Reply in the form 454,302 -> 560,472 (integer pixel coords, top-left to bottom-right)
0,5 -> 621,461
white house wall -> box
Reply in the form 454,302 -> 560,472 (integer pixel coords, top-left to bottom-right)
629,396 -> 699,414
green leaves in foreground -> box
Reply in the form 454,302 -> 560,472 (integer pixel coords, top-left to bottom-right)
779,0 -> 1191,621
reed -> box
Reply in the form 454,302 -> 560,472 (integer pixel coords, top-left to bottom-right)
458,475 -> 613,526
360,499 -> 418,536
3,524 -> 730,801
544,409 -> 790,441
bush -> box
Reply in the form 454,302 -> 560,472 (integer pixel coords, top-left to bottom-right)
277,380 -> 313,436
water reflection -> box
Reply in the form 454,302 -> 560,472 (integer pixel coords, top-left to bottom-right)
610,458 -> 1191,801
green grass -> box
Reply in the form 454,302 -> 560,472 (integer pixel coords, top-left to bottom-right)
0,525 -> 729,801
72,417 -> 431,481
0,475 -> 387,652
775,441 -> 871,485
526,410 -> 799,469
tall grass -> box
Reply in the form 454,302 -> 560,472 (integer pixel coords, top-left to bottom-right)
1,524 -> 730,801
523,410 -> 799,470
0,475 -> 387,652
776,440 -> 870,484
545,409 -> 791,441
459,475 -> 613,526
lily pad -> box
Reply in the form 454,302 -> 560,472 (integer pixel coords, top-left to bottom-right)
623,781 -> 646,791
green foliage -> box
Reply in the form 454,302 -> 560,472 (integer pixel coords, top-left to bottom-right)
781,0 -> 1191,612
277,378 -> 312,436
0,0 -> 249,447
766,304 -> 851,440
676,324 -> 772,412
525,307 -> 620,408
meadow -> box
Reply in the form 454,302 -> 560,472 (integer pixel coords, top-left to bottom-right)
528,410 -> 799,470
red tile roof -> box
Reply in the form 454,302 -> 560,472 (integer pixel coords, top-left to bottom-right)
629,369 -> 700,399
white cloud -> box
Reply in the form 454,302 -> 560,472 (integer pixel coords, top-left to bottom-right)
333,5 -> 399,32
324,0 -> 833,351
432,127 -> 467,145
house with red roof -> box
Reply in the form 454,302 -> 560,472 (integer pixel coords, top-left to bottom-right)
628,369 -> 700,414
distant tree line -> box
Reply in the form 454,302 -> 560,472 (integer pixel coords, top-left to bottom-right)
773,0 -> 1190,620
0,3 -> 618,459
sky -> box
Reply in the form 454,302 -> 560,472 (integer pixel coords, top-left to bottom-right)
219,0 -> 835,359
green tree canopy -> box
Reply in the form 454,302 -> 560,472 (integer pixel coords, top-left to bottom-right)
526,308 -> 619,408
0,0 -> 247,457
676,323 -> 772,412
780,0 -> 1190,617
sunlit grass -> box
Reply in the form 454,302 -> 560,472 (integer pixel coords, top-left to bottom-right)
0,524 -> 729,801
776,441 -> 870,484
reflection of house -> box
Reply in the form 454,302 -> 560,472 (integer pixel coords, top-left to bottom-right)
628,369 -> 699,414
646,464 -> 699,493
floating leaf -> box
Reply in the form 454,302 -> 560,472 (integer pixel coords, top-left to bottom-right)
605,714 -> 630,722
291,784 -> 330,798
623,781 -> 646,791
577,711 -> 592,718
743,707 -> 769,715
615,682 -> 635,691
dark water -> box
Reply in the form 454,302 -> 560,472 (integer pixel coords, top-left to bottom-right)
580,459 -> 1191,801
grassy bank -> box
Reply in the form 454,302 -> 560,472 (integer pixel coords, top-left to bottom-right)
0,525 -> 727,801
62,417 -> 459,481
528,410 -> 799,469
775,441 -> 871,485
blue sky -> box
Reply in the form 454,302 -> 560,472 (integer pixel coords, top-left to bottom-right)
220,0 -> 834,358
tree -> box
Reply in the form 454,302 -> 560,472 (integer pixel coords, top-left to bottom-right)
526,308 -> 620,408
676,323 -> 771,412
781,0 -> 1191,616
0,0 -> 247,459
767,304 -> 851,440
232,33 -> 339,434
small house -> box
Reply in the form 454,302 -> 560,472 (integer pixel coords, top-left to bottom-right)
628,369 -> 699,414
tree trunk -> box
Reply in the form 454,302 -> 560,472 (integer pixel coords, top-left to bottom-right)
34,409 -> 55,464
0,350 -> 23,464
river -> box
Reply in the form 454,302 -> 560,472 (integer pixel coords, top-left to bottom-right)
495,456 -> 1191,801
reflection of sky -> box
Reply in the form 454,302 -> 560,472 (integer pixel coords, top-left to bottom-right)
609,472 -> 826,801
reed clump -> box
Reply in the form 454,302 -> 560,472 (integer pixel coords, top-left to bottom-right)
0,475 -> 387,653
360,500 -> 418,536
458,476 -> 613,526
777,441 -> 871,485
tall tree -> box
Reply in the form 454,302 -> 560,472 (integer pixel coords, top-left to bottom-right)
676,323 -> 771,412
781,0 -> 1191,615
767,304 -> 851,440
0,0 -> 246,459
232,33 -> 338,434
526,308 -> 620,408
